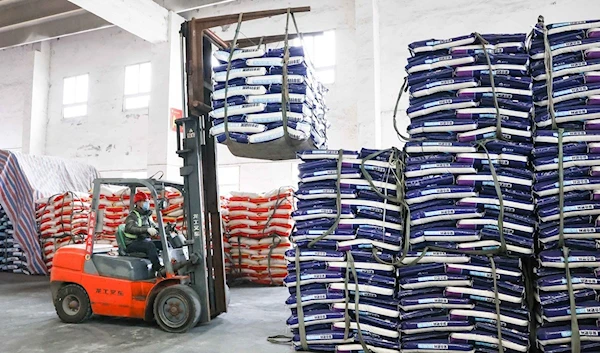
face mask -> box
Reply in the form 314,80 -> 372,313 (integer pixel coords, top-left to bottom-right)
142,201 -> 150,211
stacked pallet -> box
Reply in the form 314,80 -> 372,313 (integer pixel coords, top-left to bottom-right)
222,188 -> 294,285
285,149 -> 402,352
531,18 -> 600,352
0,205 -> 29,274
36,192 -> 90,271
209,46 -> 329,149
398,32 -> 535,352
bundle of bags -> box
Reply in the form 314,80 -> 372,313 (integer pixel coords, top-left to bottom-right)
285,148 -> 403,352
36,192 -> 91,271
221,188 -> 294,285
209,46 -> 329,148
96,185 -> 186,246
392,32 -> 538,351
0,205 -> 29,274
96,185 -> 131,246
530,18 -> 600,352
153,187 -> 185,234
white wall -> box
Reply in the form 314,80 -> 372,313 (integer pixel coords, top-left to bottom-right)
45,27 -> 153,176
378,0 -> 600,147
3,0 -> 600,192
0,45 -> 35,152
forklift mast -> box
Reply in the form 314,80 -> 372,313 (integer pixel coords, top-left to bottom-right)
175,7 -> 311,324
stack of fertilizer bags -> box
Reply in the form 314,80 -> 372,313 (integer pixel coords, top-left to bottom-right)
151,187 -> 186,235
209,46 -> 329,148
95,185 -> 131,246
0,205 -> 29,274
398,32 -> 535,352
530,18 -> 600,353
284,148 -> 403,352
95,186 -> 186,246
221,187 -> 294,285
36,192 -> 91,271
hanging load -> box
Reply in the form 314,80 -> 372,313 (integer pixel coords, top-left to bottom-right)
209,10 -> 330,160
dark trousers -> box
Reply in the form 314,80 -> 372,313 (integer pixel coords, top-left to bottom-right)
126,239 -> 161,271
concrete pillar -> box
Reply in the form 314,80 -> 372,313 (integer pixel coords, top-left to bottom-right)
354,0 -> 382,149
147,11 -> 185,181
22,41 -> 50,155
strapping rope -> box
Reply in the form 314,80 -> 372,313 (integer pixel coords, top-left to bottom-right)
294,248 -> 308,350
557,129 -> 581,353
489,256 -> 504,353
222,13 -> 244,143
472,32 -> 503,140
306,149 -> 343,248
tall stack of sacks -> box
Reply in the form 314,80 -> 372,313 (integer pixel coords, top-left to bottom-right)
530,18 -> 600,352
209,46 -> 329,148
285,149 -> 403,353
36,192 -> 90,271
221,188 -> 294,285
95,185 -> 130,246
399,33 -> 535,352
0,205 -> 29,274
150,187 -> 186,235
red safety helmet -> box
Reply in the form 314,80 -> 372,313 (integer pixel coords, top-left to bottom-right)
133,191 -> 149,203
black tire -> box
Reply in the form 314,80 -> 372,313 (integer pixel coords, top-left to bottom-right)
153,284 -> 201,333
54,284 -> 92,324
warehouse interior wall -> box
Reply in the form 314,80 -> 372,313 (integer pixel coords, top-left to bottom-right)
45,27 -> 153,178
379,0 -> 600,147
0,45 -> 36,152
2,0 -> 600,192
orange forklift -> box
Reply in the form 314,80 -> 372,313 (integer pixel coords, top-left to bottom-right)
49,7 -> 310,333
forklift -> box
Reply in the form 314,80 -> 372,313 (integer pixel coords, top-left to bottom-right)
49,7 -> 310,333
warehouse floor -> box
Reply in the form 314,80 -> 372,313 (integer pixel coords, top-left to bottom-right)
0,273 -> 291,353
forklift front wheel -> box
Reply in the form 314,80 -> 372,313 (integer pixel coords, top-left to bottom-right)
153,284 -> 201,333
54,284 -> 92,324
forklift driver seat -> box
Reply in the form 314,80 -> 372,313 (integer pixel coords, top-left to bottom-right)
116,224 -> 147,258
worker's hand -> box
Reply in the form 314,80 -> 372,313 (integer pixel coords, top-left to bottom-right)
147,227 -> 158,236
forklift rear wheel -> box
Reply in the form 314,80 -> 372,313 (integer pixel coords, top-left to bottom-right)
153,284 -> 201,333
54,284 -> 92,323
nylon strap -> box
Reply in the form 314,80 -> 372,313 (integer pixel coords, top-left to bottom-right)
222,14 -> 244,142
346,251 -> 372,353
489,256 -> 504,353
294,248 -> 308,350
344,256 -> 351,340
281,8 -> 292,143
263,187 -> 287,285
540,16 -> 558,129
392,78 -> 412,141
473,32 -> 503,139
557,129 -> 580,353
307,149 -> 343,247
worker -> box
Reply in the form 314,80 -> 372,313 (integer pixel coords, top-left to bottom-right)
124,191 -> 162,274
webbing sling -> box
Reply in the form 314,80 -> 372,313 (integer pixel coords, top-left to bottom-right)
473,32 -> 504,140
222,13 -> 244,142
294,248 -> 308,350
558,129 -> 581,353
536,14 -> 579,351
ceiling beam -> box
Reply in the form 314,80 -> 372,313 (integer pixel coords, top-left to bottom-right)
154,0 -> 234,13
0,0 -> 80,30
0,10 -> 111,50
67,0 -> 169,43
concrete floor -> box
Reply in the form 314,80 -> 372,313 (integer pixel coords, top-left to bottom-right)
0,273 -> 292,353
